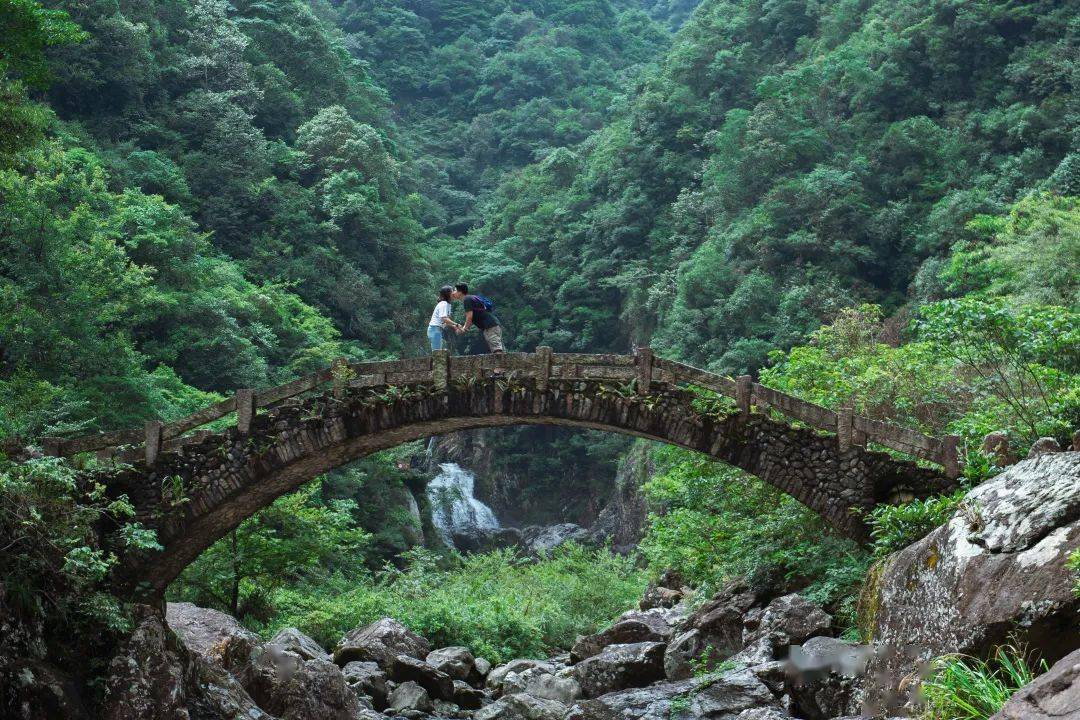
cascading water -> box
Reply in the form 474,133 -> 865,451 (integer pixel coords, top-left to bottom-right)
427,462 -> 500,548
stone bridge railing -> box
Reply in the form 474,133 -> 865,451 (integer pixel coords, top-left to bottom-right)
42,348 -> 961,477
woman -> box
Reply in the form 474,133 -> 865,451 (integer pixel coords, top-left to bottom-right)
428,285 -> 461,351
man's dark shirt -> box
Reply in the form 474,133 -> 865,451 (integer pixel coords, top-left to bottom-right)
463,295 -> 500,330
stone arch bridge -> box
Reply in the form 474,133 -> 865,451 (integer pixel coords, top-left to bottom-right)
46,349 -> 960,597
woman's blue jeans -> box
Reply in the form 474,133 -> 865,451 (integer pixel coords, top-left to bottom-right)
428,325 -> 445,351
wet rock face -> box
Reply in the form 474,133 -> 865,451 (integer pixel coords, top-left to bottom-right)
166,601 -> 260,673
991,647 -> 1080,720
862,453 -> 1080,706
333,617 -> 432,668
520,523 -> 591,555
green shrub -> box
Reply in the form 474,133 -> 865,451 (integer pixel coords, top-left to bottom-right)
639,446 -> 870,628
865,491 -> 966,558
1068,550 -> 1080,598
920,645 -> 1043,720
258,544 -> 646,664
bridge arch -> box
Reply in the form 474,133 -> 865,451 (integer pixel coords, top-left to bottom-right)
72,351 -> 956,597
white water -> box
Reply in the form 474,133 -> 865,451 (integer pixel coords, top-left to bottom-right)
427,462 -> 500,547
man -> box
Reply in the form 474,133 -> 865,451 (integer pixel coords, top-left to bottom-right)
451,283 -> 504,353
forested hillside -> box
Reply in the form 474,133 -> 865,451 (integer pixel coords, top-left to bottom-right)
1,1 -> 1079,717
453,0 -> 1076,370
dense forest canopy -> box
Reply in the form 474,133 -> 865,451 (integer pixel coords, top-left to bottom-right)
0,0 -> 1077,699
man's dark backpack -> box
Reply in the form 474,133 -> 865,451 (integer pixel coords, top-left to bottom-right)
471,294 -> 494,313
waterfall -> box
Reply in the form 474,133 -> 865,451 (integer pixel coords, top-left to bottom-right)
427,462 -> 500,547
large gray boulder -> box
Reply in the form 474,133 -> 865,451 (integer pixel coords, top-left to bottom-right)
476,692 -> 569,720
664,579 -> 763,680
388,680 -> 434,713
566,667 -> 777,720
861,453 -> 1080,706
487,659 -> 557,693
333,617 -> 431,668
785,637 -> 867,720
521,523 -> 590,555
743,594 -> 832,648
166,601 -> 260,674
270,627 -> 330,662
240,644 -> 363,720
388,653 -> 455,700
571,608 -> 675,663
573,641 -> 666,698
102,605 -> 270,720
991,647 -> 1080,720
341,661 -> 389,709
503,666 -> 582,705
427,645 -> 477,682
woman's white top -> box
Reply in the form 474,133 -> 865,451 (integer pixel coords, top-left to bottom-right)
429,300 -> 452,327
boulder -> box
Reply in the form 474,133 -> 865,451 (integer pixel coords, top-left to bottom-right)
785,637 -> 867,720
991,647 -> 1080,720
640,585 -> 685,610
5,660 -> 89,720
735,709 -> 798,720
571,608 -> 675,663
1029,437 -> 1063,457
641,570 -> 687,610
453,679 -> 486,709
860,453 -> 1080,707
566,667 -> 777,720
166,601 -> 260,673
341,661 -> 389,710
521,523 -> 590,555
270,627 -> 330,662
981,432 -> 1016,466
664,578 -> 763,680
388,653 -> 455,700
503,666 -> 582,705
475,656 -> 493,678
240,644 -> 363,720
743,594 -> 832,648
333,617 -> 431,668
428,645 -> 476,681
453,526 -> 523,553
487,659 -> 556,693
388,680 -> 434,713
103,605 -> 270,720
476,692 -> 569,720
573,641 -> 666,698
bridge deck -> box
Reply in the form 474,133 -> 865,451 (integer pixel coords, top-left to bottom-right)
42,348 -> 961,477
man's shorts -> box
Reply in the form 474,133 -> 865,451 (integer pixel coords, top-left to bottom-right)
483,325 -> 504,352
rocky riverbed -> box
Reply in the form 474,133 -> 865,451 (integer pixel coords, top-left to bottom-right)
8,453 -> 1080,719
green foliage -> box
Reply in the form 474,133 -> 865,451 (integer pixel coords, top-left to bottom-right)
761,286 -> 1080,451
0,456 -> 141,633
639,445 -> 869,625
920,645 -> 1044,720
260,544 -> 646,663
864,491 -> 967,559
1068,550 -> 1080,598
170,481 -> 370,618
